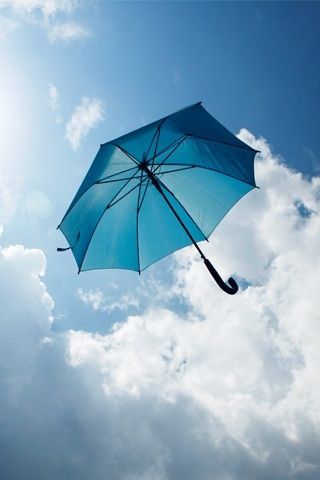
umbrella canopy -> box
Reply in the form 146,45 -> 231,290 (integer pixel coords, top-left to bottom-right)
58,102 -> 258,294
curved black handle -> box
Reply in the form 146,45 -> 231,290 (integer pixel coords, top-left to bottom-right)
204,258 -> 238,295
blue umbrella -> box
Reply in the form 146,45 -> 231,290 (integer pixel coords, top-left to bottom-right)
58,103 -> 258,294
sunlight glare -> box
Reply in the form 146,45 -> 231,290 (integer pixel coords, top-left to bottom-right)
0,69 -> 32,174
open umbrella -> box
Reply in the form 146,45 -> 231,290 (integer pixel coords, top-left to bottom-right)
58,102 -> 258,294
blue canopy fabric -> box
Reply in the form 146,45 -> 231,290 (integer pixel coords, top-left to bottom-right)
58,102 -> 257,293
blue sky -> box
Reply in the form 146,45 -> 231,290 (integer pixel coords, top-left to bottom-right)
1,2 -> 320,479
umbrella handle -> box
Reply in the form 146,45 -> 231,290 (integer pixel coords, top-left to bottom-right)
203,259 -> 238,295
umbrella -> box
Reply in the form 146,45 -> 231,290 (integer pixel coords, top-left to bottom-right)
58,102 -> 258,294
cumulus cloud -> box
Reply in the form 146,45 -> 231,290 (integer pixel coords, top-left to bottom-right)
0,245 -> 53,392
65,96 -> 104,150
67,131 -> 320,477
0,243 -> 260,480
0,0 -> 88,42
1,131 -> 320,479
78,287 -> 139,313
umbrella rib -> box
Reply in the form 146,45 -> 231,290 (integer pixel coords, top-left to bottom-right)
57,166 -> 139,229
155,166 -> 240,213
109,143 -> 140,166
77,168 -> 142,272
149,127 -> 160,170
186,133 -> 257,152
137,136 -> 186,213
107,178 -> 148,209
145,123 -> 161,161
149,119 -> 166,169
151,136 -> 187,176
138,174 -> 151,212
97,166 -> 138,183
97,176 -> 140,184
152,163 -> 257,189
151,134 -> 186,162
154,165 -> 195,176
136,169 -> 144,274
136,123 -> 165,215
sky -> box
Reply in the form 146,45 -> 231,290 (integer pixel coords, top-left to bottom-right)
0,1 -> 320,478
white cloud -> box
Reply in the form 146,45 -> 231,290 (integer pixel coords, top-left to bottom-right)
78,287 -> 106,311
77,277 -> 179,314
0,245 -> 54,387
65,96 -> 104,150
67,131 -> 320,477
48,21 -> 88,43
0,243 -> 258,479
0,0 -> 88,42
0,0 -> 78,19
0,15 -> 19,39
0,0 -> 79,17
78,287 -> 140,313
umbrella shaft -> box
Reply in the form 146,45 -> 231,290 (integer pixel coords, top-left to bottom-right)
147,171 -> 205,261
150,174 -> 238,294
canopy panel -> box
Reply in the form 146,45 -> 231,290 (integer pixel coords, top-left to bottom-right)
158,167 -> 254,239
81,186 -> 140,272
138,182 -> 206,271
